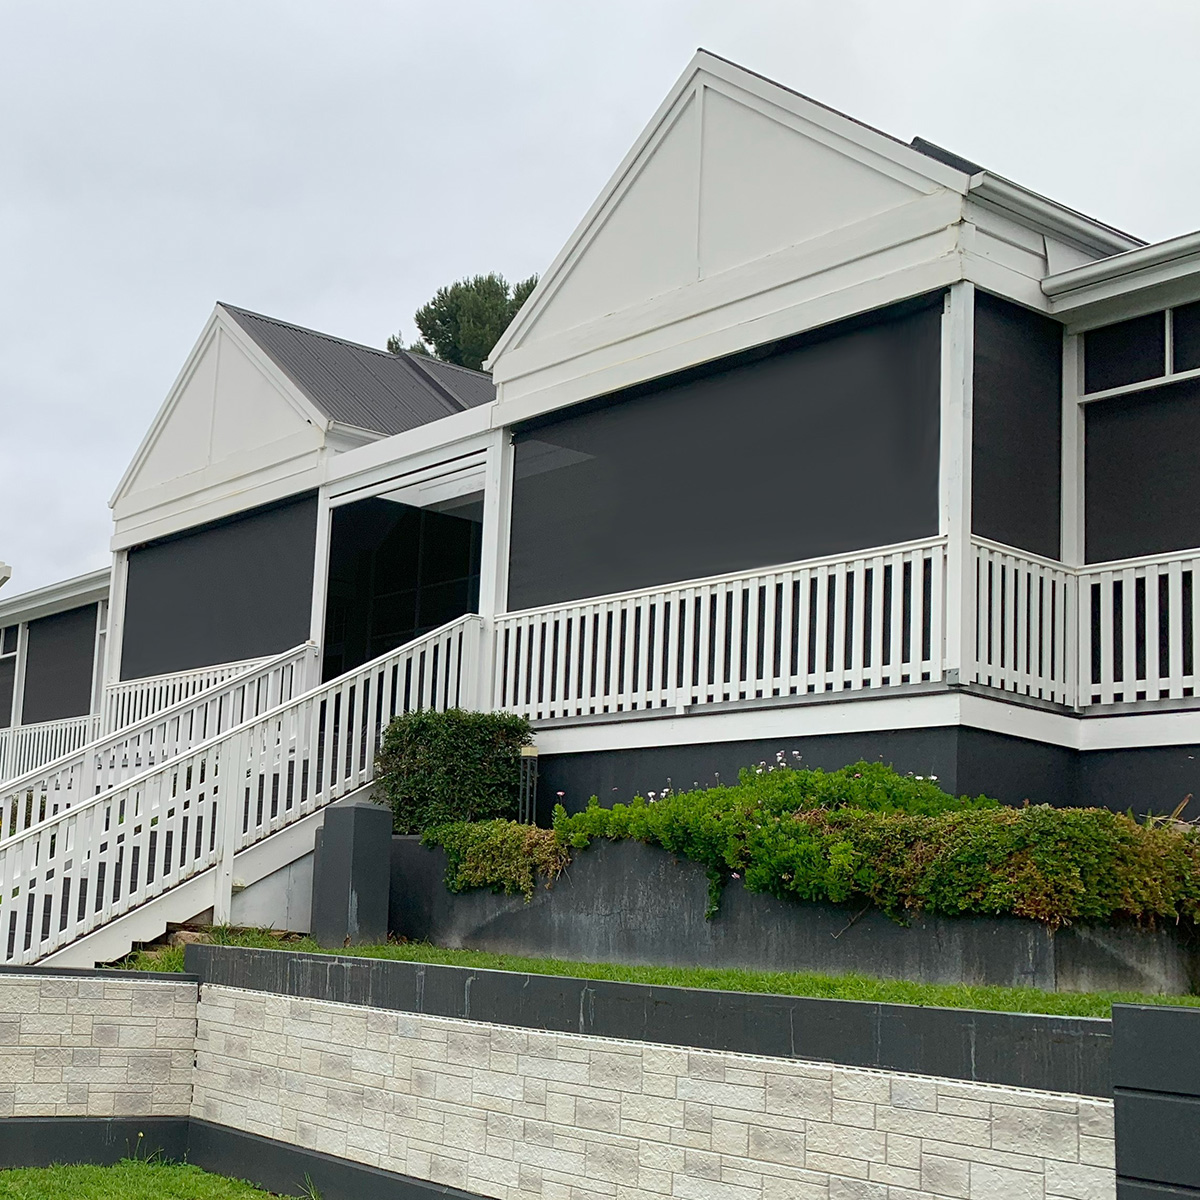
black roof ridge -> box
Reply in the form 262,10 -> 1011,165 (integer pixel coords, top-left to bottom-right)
396,351 -> 469,412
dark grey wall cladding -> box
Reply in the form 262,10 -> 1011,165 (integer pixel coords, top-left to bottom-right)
21,603 -> 97,723
1113,1004 -> 1200,1197
120,493 -> 318,680
0,656 -> 15,728
971,292 -> 1063,560
186,943 -> 1113,1097
1086,375 -> 1200,562
508,295 -> 943,610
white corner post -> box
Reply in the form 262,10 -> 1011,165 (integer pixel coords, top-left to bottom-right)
213,726 -> 250,925
307,489 -> 334,689
940,281 -> 975,687
100,551 -> 129,732
1061,330 -> 1085,708
474,425 -> 515,711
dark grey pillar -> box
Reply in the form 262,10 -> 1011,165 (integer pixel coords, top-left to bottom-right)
310,801 -> 392,947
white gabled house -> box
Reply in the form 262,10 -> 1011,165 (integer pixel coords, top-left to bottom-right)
5,50 -> 1200,966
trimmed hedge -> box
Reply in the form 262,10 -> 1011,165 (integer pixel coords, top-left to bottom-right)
424,760 -> 1200,928
375,708 -> 532,833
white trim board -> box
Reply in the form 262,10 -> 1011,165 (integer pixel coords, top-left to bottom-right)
530,689 -> 1200,757
0,568 -> 110,627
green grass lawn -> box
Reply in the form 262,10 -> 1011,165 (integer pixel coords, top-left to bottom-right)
119,926 -> 1200,1019
0,1160 -> 293,1199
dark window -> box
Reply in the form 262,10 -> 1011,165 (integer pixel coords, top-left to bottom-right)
1,626 -> 16,655
322,497 -> 481,680
0,657 -> 13,728
1086,375 -> 1200,562
1173,301 -> 1200,374
508,297 -> 943,611
22,604 -> 96,724
1084,312 -> 1166,394
121,493 -> 318,680
971,293 -> 1063,559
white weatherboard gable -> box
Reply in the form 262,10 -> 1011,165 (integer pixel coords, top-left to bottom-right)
111,308 -> 331,545
493,51 -> 959,364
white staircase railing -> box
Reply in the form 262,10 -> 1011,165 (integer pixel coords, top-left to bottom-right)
495,538 -> 947,720
0,716 -> 101,785
0,643 -> 318,843
101,654 -> 271,736
1,615 -> 480,965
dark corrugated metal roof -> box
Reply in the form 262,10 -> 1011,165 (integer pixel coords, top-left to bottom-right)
220,303 -> 494,437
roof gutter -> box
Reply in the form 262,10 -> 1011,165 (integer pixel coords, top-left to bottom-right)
969,174 -> 1143,258
1042,228 -> 1200,300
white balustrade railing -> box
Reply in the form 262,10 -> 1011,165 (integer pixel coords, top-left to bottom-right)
101,654 -> 270,736
970,539 -> 1076,706
0,615 -> 480,965
0,643 -> 319,842
495,539 -> 947,720
0,716 -> 100,786
1079,549 -> 1200,706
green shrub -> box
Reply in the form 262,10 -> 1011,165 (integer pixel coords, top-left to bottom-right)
375,708 -> 532,832
423,819 -> 571,900
548,760 -> 1200,928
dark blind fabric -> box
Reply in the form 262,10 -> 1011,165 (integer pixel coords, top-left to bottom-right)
1086,376 -> 1200,562
22,604 -> 96,723
971,292 -> 1063,559
322,497 -> 481,680
1084,312 -> 1166,394
1173,301 -> 1200,374
120,494 -> 318,680
508,298 -> 942,611
0,658 -> 14,728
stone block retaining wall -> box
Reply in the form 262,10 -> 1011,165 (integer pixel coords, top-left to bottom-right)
0,972 -> 196,1118
190,983 -> 1116,1200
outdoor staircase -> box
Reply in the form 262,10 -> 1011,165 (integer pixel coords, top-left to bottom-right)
0,616 -> 481,967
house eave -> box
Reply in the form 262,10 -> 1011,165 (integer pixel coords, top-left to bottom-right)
0,567 -> 110,626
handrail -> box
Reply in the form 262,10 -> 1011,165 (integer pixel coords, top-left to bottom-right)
0,615 -> 482,965
0,642 -> 318,841
101,653 -> 271,735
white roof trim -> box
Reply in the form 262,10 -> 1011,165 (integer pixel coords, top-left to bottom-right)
110,305 -> 331,510
0,567 -> 109,626
1042,227 -> 1200,309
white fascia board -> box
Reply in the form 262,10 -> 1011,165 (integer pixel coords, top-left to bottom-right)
967,175 -> 1143,260
493,220 -> 964,428
0,563 -> 10,590
486,51 -> 969,375
322,404 -> 494,497
110,450 -> 327,551
0,568 -> 110,626
532,689 -> 1200,758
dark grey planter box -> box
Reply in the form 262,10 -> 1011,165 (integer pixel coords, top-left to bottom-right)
389,835 -> 1200,995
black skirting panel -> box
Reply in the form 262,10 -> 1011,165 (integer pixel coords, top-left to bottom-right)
120,493 -> 318,680
21,603 -> 97,724
0,1117 -> 485,1200
534,723 -> 1200,819
508,295 -> 943,610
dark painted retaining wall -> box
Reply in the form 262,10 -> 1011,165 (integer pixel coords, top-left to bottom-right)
389,835 -> 1200,996
185,942 -> 1113,1097
535,722 -> 1200,819
1113,1003 -> 1200,1198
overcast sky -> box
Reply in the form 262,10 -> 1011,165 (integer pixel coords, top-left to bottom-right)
2,0 -> 1197,596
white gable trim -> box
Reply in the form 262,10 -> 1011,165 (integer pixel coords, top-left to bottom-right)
110,306 -> 330,510
487,51 -> 966,373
